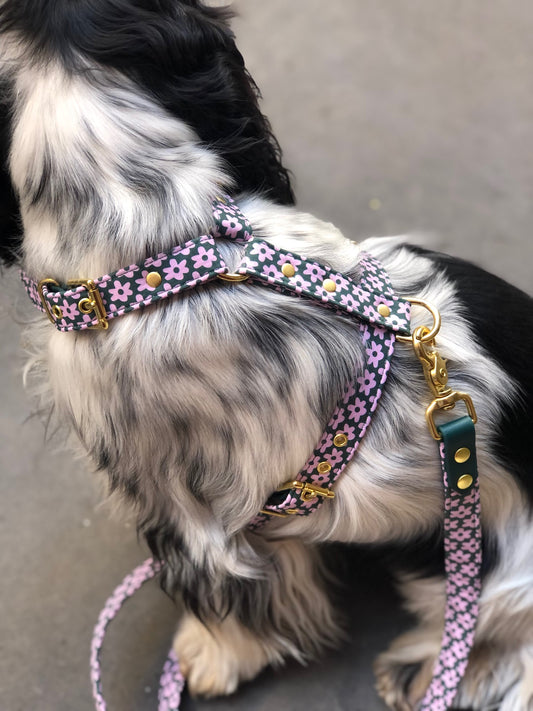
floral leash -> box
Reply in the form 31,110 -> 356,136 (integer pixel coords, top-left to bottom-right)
91,558 -> 184,711
20,197 -> 481,710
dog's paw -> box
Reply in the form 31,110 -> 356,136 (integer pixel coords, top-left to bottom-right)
374,629 -> 440,710
173,612 -> 281,697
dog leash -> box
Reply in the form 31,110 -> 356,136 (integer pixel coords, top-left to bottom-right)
402,325 -> 481,711
91,558 -> 184,711
19,197 -> 481,709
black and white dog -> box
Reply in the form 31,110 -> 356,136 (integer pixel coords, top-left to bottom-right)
0,2 -> 531,709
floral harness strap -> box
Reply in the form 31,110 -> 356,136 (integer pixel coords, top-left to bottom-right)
22,197 -> 481,711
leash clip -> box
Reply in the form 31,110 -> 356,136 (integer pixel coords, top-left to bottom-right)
401,307 -> 478,439
412,328 -> 477,439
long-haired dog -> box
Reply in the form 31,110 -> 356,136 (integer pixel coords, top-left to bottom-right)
0,2 -> 531,709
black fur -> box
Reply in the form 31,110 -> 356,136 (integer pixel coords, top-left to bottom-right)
0,0 -> 294,266
0,81 -> 21,265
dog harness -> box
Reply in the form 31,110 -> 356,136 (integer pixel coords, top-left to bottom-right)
22,197 -> 481,711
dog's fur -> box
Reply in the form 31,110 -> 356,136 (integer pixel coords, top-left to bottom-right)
1,2 -> 532,709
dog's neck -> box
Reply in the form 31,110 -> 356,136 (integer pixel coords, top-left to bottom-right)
11,60 -> 230,282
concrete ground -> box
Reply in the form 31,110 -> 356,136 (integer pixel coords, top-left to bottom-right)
1,1 -> 532,710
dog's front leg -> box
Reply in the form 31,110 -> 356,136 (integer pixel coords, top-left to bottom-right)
374,574 -> 445,710
173,536 -> 342,697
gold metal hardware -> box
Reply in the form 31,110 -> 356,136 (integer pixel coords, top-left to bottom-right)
454,447 -> 471,463
457,474 -> 474,490
377,304 -> 391,318
260,479 -> 335,517
396,298 -> 442,344
333,433 -> 348,447
399,312 -> 478,440
281,263 -> 296,278
323,279 -> 337,293
426,392 -> 477,441
51,305 -> 63,319
217,273 -> 250,283
67,279 -> 109,330
146,271 -> 162,288
317,461 -> 332,474
38,278 -> 61,324
260,509 -> 290,518
277,480 -> 335,500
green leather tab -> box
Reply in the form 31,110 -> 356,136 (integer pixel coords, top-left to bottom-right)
438,416 -> 478,494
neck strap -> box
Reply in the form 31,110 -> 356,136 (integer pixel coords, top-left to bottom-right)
21,196 -> 411,337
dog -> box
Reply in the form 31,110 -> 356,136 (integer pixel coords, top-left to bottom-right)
0,2 -> 531,709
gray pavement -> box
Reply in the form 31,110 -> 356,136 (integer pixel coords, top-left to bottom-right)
1,2 -> 532,710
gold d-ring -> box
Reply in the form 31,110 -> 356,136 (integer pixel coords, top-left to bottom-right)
396,298 -> 441,343
217,273 -> 250,283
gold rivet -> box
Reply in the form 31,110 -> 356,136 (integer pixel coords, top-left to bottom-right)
454,447 -> 471,463
146,271 -> 162,288
323,279 -> 337,293
317,461 -> 332,474
333,433 -> 348,447
281,263 -> 295,278
51,305 -> 63,319
377,304 -> 391,318
457,474 -> 473,490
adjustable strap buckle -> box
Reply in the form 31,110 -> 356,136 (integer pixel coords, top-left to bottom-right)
67,279 -> 109,330
260,480 -> 335,517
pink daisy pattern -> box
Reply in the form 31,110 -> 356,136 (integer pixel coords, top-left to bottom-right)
418,424 -> 482,711
249,312 -> 402,528
21,196 -> 253,332
236,243 -> 411,336
91,558 -> 184,711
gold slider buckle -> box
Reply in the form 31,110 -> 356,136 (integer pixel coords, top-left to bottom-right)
260,480 -> 335,518
67,279 -> 109,330
278,480 -> 336,503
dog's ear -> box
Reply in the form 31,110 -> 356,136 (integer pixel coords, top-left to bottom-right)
65,0 -> 295,205
0,81 -> 21,267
